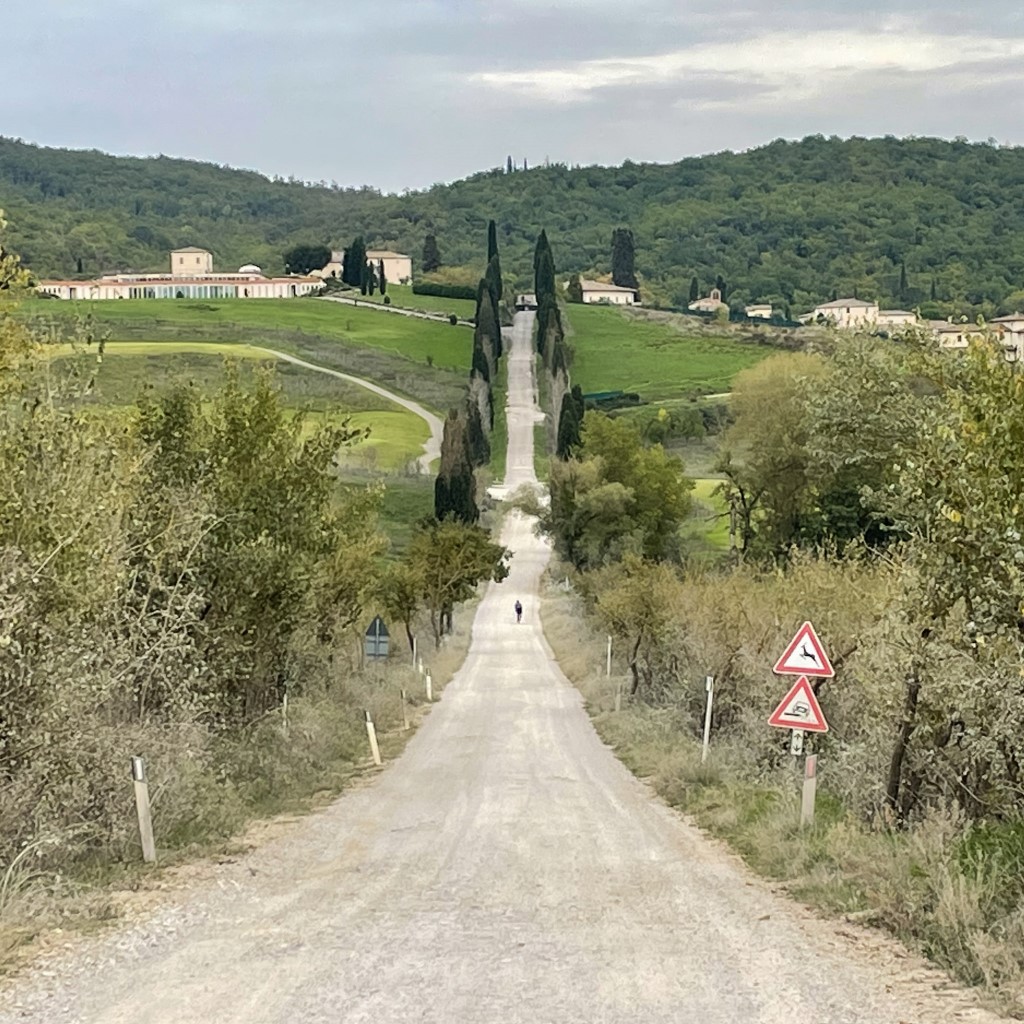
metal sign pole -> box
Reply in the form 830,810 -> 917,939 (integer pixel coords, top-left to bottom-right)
701,676 -> 714,764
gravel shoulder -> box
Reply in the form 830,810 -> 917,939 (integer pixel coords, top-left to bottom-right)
0,314 -> 1003,1023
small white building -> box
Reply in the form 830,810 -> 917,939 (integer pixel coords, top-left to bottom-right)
876,309 -> 919,329
578,279 -> 638,305
928,320 -> 993,350
689,288 -> 728,314
745,303 -> 773,319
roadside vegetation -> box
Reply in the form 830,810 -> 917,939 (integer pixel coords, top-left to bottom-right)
0,220 -> 511,970
534,322 -> 1024,1014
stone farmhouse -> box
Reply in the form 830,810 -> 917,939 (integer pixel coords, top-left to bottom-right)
316,249 -> 413,285
38,248 -> 322,301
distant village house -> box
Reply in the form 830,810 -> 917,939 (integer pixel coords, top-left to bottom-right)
578,279 -> 638,305
315,249 -> 413,285
745,303 -> 773,319
38,248 -> 322,300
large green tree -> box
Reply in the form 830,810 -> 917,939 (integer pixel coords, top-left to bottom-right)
611,227 -> 638,290
282,243 -> 330,275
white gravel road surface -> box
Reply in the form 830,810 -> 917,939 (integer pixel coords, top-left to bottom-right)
0,313 -> 1000,1023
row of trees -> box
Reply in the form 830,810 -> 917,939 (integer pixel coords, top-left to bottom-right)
433,220 -> 505,525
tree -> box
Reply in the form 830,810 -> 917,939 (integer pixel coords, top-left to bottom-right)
506,155 -> 513,175
487,219 -> 499,264
378,259 -> 386,295
566,274 -> 583,303
556,391 -> 581,458
343,236 -> 366,286
407,519 -> 509,645
715,274 -> 727,301
534,234 -> 556,304
282,243 -> 331,276
611,228 -> 639,291
689,276 -> 699,302
0,211 -> 30,291
899,262 -> 909,304
434,409 -> 477,524
422,234 -> 441,274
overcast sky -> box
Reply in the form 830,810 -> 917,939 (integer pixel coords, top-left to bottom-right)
5,0 -> 1024,193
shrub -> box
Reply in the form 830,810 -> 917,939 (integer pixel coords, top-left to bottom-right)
449,314 -> 458,325
413,282 -> 477,301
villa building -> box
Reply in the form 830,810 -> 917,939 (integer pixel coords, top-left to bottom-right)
315,249 -> 413,284
38,248 -> 322,301
579,279 -> 638,305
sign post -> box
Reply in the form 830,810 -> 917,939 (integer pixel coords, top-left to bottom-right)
701,675 -> 714,764
364,710 -> 382,766
425,671 -> 433,703
801,754 -> 818,827
130,756 -> 157,864
771,621 -> 833,828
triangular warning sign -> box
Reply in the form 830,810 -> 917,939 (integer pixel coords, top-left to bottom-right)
773,621 -> 834,677
768,676 -> 829,733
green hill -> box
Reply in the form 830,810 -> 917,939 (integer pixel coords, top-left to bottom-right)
5,134 -> 1024,317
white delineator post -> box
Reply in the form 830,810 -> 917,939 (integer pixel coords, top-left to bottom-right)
412,636 -> 418,668
425,671 -> 433,703
282,689 -> 289,738
417,657 -> 424,676
701,675 -> 715,764
130,756 -> 157,864
400,688 -> 409,731
606,635 -> 612,677
801,754 -> 818,827
365,710 -> 382,766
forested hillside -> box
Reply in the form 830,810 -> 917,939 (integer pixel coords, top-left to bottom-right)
5,134 -> 1024,316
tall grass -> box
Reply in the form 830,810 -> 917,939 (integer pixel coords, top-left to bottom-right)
541,578 -> 1024,1017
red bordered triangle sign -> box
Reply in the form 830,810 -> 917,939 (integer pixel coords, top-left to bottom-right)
768,676 -> 829,733
773,621 -> 834,677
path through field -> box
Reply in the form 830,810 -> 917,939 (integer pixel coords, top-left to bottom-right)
0,314 -> 1000,1023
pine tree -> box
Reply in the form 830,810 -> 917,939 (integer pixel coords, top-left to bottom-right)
378,259 -> 386,295
610,227 -> 639,290
689,276 -> 699,302
422,234 -> 441,274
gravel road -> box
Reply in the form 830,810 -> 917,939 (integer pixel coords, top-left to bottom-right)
0,313 -> 1000,1023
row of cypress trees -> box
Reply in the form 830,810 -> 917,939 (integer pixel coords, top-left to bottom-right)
532,231 -> 583,459
341,236 -> 387,296
434,220 -> 505,523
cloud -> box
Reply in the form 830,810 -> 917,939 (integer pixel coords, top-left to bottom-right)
470,29 -> 1024,109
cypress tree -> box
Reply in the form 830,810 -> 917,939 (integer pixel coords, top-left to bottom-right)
715,274 -> 727,300
475,278 -> 500,371
464,398 -> 490,467
571,383 -> 585,422
422,234 -> 441,273
472,336 -> 491,382
689,276 -> 699,302
506,155 -> 513,175
556,392 -> 581,459
344,236 -> 366,286
899,262 -> 908,304
485,254 -> 503,307
434,409 -> 478,524
360,261 -> 370,295
567,274 -> 583,303
610,227 -> 639,290
378,259 -> 387,295
931,276 -> 938,301
535,245 -> 556,305
487,220 -> 499,264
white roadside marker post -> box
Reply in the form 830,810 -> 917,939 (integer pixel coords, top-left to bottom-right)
412,636 -> 418,669
365,710 -> 382,766
130,756 -> 157,864
606,635 -> 612,677
282,689 -> 289,738
425,671 -> 433,703
801,754 -> 818,827
417,657 -> 424,676
400,688 -> 409,731
701,675 -> 715,764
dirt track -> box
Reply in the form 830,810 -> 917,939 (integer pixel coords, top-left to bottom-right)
0,313 -> 1001,1023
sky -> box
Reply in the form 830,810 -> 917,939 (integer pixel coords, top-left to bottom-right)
5,0 -> 1024,194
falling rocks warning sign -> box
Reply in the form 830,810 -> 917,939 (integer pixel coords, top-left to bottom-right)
768,676 -> 829,733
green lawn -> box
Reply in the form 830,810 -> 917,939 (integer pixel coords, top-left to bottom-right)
564,305 -> 768,401
57,344 -> 429,472
351,283 -> 477,320
38,298 -> 472,373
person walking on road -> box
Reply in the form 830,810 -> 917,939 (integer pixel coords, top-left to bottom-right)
514,599 -> 523,624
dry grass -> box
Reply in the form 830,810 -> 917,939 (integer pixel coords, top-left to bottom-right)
540,573 -> 1024,1017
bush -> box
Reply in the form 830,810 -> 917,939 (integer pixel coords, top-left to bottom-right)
413,282 -> 477,301
448,314 -> 458,325
383,295 -> 391,306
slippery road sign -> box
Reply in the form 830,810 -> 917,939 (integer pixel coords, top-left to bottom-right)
768,676 -> 829,733
773,621 -> 834,678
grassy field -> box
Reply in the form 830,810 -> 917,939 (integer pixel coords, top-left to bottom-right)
349,284 -> 477,319
28,297 -> 472,413
564,305 -> 769,401
57,343 -> 430,472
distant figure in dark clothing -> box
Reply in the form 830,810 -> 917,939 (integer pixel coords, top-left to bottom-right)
515,600 -> 523,624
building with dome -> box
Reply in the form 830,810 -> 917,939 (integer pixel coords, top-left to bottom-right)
38,248 -> 322,301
